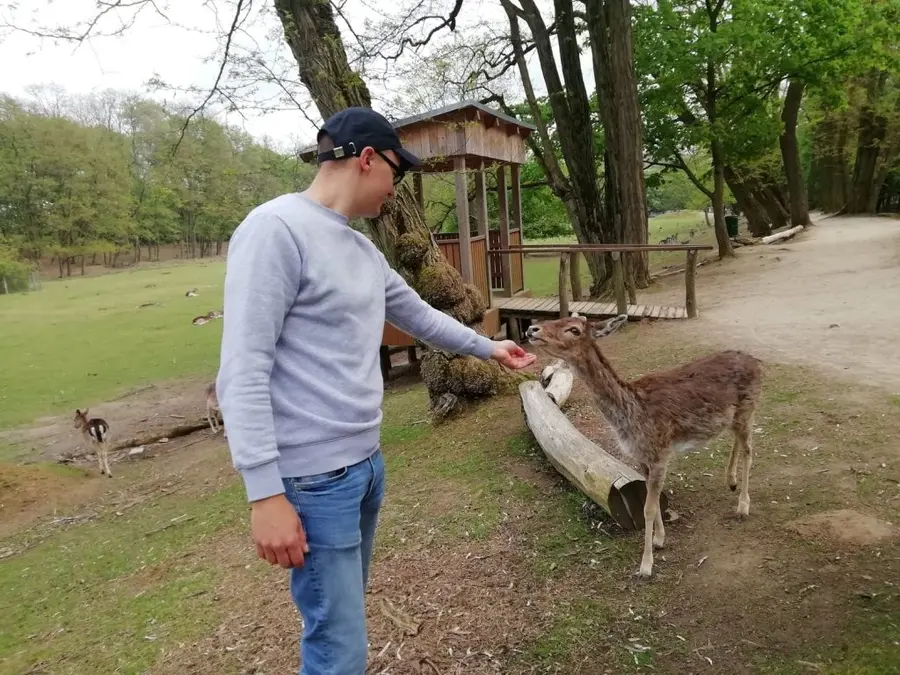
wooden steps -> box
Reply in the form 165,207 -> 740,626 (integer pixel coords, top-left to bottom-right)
496,296 -> 688,321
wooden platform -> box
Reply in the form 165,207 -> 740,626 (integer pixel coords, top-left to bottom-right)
497,296 -> 689,320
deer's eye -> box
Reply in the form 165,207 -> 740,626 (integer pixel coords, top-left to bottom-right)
566,326 -> 581,336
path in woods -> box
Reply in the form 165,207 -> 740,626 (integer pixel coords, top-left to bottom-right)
644,213 -> 900,392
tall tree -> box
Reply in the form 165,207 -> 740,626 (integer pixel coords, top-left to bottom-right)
273,0 -> 516,419
586,0 -> 651,287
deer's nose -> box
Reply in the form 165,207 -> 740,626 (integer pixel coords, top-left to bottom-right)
525,325 -> 539,337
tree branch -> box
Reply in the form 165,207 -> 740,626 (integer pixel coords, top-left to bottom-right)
170,0 -> 247,156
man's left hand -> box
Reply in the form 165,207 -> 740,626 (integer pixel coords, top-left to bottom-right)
491,339 -> 537,369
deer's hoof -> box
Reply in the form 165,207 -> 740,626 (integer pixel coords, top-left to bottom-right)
736,501 -> 750,518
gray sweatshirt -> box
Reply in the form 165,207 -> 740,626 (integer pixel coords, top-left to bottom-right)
216,192 -> 496,502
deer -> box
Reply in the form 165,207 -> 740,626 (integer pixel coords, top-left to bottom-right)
205,382 -> 225,436
74,408 -> 113,477
525,313 -> 763,579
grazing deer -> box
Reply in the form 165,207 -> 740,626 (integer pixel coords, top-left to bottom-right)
526,314 -> 763,579
74,408 -> 113,477
205,382 -> 224,436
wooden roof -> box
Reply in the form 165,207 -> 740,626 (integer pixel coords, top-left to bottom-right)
297,100 -> 535,172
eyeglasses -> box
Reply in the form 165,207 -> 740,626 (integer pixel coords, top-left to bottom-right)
375,150 -> 405,185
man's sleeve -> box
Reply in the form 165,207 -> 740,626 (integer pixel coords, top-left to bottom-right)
216,212 -> 302,502
379,252 -> 496,360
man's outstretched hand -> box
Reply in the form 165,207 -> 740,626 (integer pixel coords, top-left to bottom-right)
491,339 -> 537,369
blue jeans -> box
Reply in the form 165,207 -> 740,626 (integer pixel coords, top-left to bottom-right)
282,448 -> 386,675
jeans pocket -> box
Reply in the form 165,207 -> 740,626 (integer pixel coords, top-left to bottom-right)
289,466 -> 349,492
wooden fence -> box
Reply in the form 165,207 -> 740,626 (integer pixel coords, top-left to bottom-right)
434,229 -> 524,295
493,243 -> 714,318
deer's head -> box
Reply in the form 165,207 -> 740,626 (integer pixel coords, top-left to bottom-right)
525,313 -> 628,359
74,409 -> 89,429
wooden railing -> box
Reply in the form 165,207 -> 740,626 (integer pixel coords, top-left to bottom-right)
494,243 -> 714,318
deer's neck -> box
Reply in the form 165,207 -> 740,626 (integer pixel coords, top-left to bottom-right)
570,343 -> 640,435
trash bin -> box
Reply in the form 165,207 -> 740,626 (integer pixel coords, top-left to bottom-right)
725,215 -> 739,238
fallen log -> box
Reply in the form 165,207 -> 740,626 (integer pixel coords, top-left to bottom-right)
540,359 -> 574,408
519,379 -> 668,531
760,225 -> 804,244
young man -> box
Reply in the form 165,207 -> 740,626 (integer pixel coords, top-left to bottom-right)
216,106 -> 535,674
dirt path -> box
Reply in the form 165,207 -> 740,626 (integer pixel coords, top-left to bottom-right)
645,213 -> 900,393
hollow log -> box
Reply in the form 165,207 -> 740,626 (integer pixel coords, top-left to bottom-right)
519,380 -> 668,530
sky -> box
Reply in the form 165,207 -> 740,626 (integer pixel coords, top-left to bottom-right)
0,0 -> 585,153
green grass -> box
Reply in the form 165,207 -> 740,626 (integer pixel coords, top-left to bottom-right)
0,262 -> 226,429
522,210 -> 712,296
0,481 -> 244,673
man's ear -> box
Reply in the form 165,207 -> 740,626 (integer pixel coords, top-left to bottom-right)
590,314 -> 628,339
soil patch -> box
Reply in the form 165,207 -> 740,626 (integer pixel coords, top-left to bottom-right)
786,509 -> 897,546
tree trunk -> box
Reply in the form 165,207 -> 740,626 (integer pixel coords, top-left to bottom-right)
725,166 -> 771,237
587,0 -> 650,288
274,0 -> 513,419
503,0 -> 612,294
814,111 -> 851,213
779,79 -> 811,226
844,71 -> 889,214
711,140 -> 734,257
705,8 -> 733,258
755,183 -> 790,230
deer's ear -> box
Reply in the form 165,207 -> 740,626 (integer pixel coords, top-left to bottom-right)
571,311 -> 581,318
590,314 -> 628,338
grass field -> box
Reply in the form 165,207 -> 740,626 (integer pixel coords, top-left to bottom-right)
1,238 -> 898,673
523,210 -> 712,296
0,262 -> 225,429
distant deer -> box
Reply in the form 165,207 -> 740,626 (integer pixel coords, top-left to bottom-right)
526,314 -> 763,579
205,382 -> 225,436
74,408 -> 113,477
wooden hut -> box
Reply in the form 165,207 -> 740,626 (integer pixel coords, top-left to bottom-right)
299,100 -> 534,354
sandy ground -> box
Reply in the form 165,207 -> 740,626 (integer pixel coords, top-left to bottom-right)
643,213 -> 900,393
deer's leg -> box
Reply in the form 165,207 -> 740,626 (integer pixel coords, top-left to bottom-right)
736,427 -> 752,517
639,463 -> 667,579
732,409 -> 755,518
653,495 -> 665,549
102,443 -> 112,477
726,436 -> 740,491
96,442 -> 105,475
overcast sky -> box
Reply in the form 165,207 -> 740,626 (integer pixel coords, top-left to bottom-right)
0,0 -> 580,152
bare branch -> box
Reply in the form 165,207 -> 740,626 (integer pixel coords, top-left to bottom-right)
171,0 -> 247,156
2,0 -> 170,45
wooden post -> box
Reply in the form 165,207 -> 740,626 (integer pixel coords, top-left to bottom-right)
380,346 -> 392,380
454,157 -> 473,284
407,346 -> 418,363
510,163 -> 523,294
474,162 -> 488,236
496,164 -> 512,295
558,252 -> 570,318
685,250 -> 698,318
413,172 -> 425,212
612,252 -> 627,316
569,251 -> 582,300
625,253 -> 637,304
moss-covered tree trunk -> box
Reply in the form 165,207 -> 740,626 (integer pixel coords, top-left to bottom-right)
274,0 -> 514,419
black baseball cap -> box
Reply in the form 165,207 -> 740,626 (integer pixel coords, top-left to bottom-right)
317,107 -> 421,173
